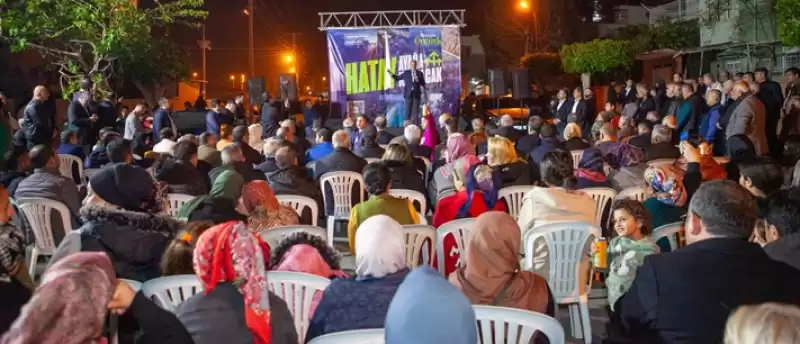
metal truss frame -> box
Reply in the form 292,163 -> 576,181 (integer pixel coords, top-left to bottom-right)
318,10 -> 466,30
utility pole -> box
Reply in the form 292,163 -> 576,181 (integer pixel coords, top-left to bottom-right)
248,0 -> 255,79
197,24 -> 211,95
288,32 -> 302,86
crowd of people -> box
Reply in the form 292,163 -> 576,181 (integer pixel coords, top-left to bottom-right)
0,66 -> 800,344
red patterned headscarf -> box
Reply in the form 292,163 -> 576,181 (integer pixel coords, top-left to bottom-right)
240,181 -> 299,233
194,221 -> 271,344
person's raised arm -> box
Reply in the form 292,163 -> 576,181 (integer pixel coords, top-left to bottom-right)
108,281 -> 194,344
680,141 -> 703,200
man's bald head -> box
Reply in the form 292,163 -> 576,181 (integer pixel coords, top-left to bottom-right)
33,86 -> 50,101
732,81 -> 751,100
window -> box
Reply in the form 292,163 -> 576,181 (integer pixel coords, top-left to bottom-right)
725,60 -> 742,74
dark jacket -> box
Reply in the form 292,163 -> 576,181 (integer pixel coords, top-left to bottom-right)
0,170 -> 29,197
22,99 -> 54,148
152,108 -> 174,142
67,101 -> 94,146
237,141 -> 263,166
313,148 -> 367,215
260,101 -> 283,139
255,158 -> 280,175
354,146 -> 385,160
493,161 -> 536,188
627,133 -> 652,149
85,146 -> 110,169
176,283 -> 297,344
563,137 -> 590,151
377,130 -> 395,145
621,238 -> 800,344
15,167 -> 82,242
209,161 -> 267,183
390,70 -> 425,99
643,143 -> 681,162
305,269 -> 410,342
407,144 -> 432,159
127,292 -> 195,344
205,110 -> 220,139
494,126 -> 525,143
515,134 -> 540,155
530,137 -> 564,164
268,166 -> 323,225
764,233 -> 800,272
383,160 -> 426,201
155,159 -> 209,196
635,96 -> 657,123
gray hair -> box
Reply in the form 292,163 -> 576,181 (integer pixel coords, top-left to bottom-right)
221,144 -> 243,164
177,134 -> 197,145
689,180 -> 757,239
651,125 -> 672,144
472,118 -> 484,130
374,116 -> 387,129
500,114 -> 514,127
262,138 -> 283,158
404,124 -> 421,144
332,129 -> 350,149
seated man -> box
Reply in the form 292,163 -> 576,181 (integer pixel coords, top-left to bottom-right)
232,125 -> 262,165
85,131 -> 120,169
305,128 -> 334,163
197,132 -> 222,167
152,128 -> 177,156
314,130 -> 367,216
628,120 -> 653,148
106,139 -> 133,165
620,180 -> 800,343
208,144 -> 266,183
737,156 -> 783,217
643,125 -> 681,162
0,150 -> 31,197
255,138 -> 284,175
374,116 -> 395,145
56,130 -> 85,184
155,141 -> 209,195
529,124 -> 564,164
268,145 -> 323,225
762,188 -> 800,270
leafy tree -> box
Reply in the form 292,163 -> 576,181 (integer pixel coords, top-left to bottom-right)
0,0 -> 206,99
560,39 -> 633,75
520,52 -> 562,87
776,0 -> 800,46
116,39 -> 190,107
615,20 -> 699,54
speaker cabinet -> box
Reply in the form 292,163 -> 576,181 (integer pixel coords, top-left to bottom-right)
279,74 -> 298,101
488,68 -> 506,97
247,77 -> 265,106
511,69 -> 531,99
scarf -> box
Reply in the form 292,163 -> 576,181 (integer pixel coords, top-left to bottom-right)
272,244 -> 347,278
194,221 -> 271,344
458,164 -> 500,219
240,181 -> 299,233
210,170 -> 245,202
604,142 -> 644,169
644,165 -> 688,207
446,133 -> 474,163
1,252 -> 115,344
449,212 -> 549,313
354,215 -> 407,278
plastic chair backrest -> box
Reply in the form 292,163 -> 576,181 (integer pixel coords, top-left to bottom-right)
319,172 -> 364,218
436,218 -> 476,275
267,271 -> 331,343
418,156 -> 432,173
276,195 -> 319,226
581,187 -> 617,227
306,329 -> 385,344
523,221 -> 601,301
259,225 -> 327,249
616,186 -> 647,202
498,185 -> 534,221
388,189 -> 427,215
647,158 -> 676,168
652,221 -> 683,251
83,168 -> 103,184
474,305 -> 566,344
16,198 -> 73,254
141,275 -> 204,312
120,279 -> 143,292
401,225 -> 437,267
570,150 -> 584,170
365,158 -> 381,164
57,154 -> 83,184
166,193 -> 195,218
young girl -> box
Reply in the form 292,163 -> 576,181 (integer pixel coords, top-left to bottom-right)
606,199 -> 659,311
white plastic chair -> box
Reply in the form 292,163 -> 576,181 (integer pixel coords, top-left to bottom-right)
16,198 -> 73,277
647,158 -> 676,168
581,187 -> 617,228
523,221 -> 601,342
259,225 -> 327,248
120,279 -> 143,292
498,185 -> 534,221
364,158 -> 381,164
307,329 -> 385,344
570,150 -> 584,170
319,172 -> 364,244
401,225 -> 437,267
166,193 -> 195,218
474,305 -> 565,344
615,186 -> 647,202
388,189 -> 427,215
267,271 -> 331,343
652,221 -> 683,251
435,218 -> 476,275
57,154 -> 84,186
306,161 -> 317,171
276,195 -> 319,226
141,275 -> 204,312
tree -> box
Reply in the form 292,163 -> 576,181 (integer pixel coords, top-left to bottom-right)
560,39 -> 632,74
520,52 -> 562,87
776,0 -> 800,46
615,20 -> 700,54
116,39 -> 190,107
0,0 -> 206,99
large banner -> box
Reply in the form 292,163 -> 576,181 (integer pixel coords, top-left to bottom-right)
327,26 -> 462,127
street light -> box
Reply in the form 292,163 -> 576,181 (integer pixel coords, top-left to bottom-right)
518,0 -> 529,10
284,54 -> 294,63
322,76 -> 326,81
229,74 -> 235,88
192,72 -> 198,79
289,67 -> 296,73
517,0 -> 539,54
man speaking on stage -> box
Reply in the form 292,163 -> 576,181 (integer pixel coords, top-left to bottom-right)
388,60 -> 425,123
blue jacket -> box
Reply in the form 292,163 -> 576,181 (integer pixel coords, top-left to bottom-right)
529,137 -> 565,164
305,142 -> 333,163
152,108 -> 172,141
205,110 -> 220,139
700,104 -> 722,143
302,108 -> 318,129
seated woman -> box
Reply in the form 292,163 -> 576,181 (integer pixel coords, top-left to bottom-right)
433,156 -> 507,228
238,180 -> 299,234
216,124 -> 234,151
178,170 -> 248,224
487,136 -> 535,188
429,133 -> 475,203
3,252 -> 193,343
154,141 -> 209,196
51,164 -> 181,282
270,231 -> 348,279
643,165 -> 687,252
604,142 -> 648,191
576,148 -> 612,189
450,211 -> 554,316
306,215 -> 409,342
381,143 -> 426,200
175,221 -> 298,344
563,123 -> 591,151
348,162 -> 419,255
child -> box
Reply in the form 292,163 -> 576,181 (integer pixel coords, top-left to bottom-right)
606,199 -> 659,311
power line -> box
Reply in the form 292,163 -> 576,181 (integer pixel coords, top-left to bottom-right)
255,0 -> 291,48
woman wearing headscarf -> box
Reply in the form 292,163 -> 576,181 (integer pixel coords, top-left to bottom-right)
178,169 -> 248,224
451,212 -> 554,315
643,165 -> 687,252
175,221 -> 297,344
576,147 -> 612,189
385,266 -> 477,344
604,142 -> 648,191
239,180 -> 299,233
428,133 -> 475,203
2,252 -> 193,344
50,163 -> 181,282
433,155 -> 507,228
305,216 -> 409,342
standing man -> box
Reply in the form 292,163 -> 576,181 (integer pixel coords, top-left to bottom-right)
727,81 -> 767,155
22,85 -> 56,149
552,88 -> 570,134
152,98 -> 177,142
260,92 -> 283,139
571,87 -> 590,138
233,93 -> 246,125
124,104 -> 146,141
755,67 -> 784,157
67,91 -> 97,146
205,99 -> 222,139
388,60 -> 425,123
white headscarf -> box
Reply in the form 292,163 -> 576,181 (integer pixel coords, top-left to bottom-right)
355,215 -> 407,278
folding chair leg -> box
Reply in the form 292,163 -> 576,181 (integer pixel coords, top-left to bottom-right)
28,248 -> 38,279
580,301 -> 592,343
326,216 -> 335,244
569,303 -> 583,339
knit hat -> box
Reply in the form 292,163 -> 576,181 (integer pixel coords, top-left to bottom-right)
89,163 -> 156,212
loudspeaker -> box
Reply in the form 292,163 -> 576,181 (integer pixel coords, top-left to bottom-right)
247,77 -> 265,106
488,68 -> 506,97
511,69 -> 531,99
279,74 -> 298,101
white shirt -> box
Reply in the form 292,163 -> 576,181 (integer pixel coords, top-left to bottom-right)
572,99 -> 581,114
556,99 -> 566,111
152,138 -> 177,155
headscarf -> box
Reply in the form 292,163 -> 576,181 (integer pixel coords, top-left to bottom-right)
385,266 -> 477,344
446,133 -> 474,163
604,142 -> 644,169
1,252 -> 115,344
210,170 -> 245,202
576,148 -> 608,183
421,114 -> 439,152
355,215 -> 406,278
450,212 -> 550,313
240,181 -> 299,233
194,221 -> 271,344
644,165 -> 688,207
458,163 -> 501,218
270,232 -> 346,278
452,155 -> 481,191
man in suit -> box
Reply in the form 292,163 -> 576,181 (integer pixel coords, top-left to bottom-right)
152,98 -> 177,142
570,87 -> 591,138
374,116 -> 395,145
620,179 -> 800,344
552,88 -> 571,134
205,99 -> 222,139
516,115 -> 543,155
754,67 -> 784,157
618,79 -> 637,105
260,92 -> 284,139
493,115 -> 524,143
726,81 -> 767,155
22,85 -> 56,149
67,91 -> 97,146
314,129 -> 367,216
389,60 -> 425,123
